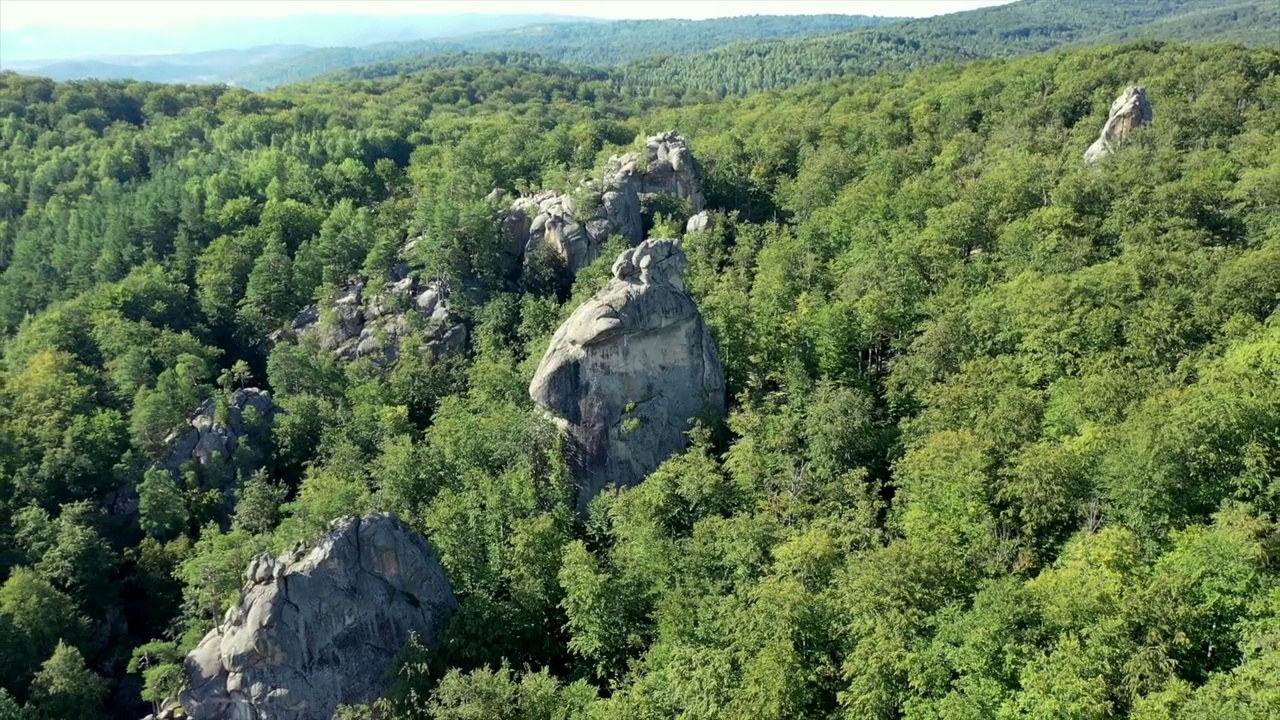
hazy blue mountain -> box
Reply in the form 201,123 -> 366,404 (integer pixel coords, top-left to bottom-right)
0,13 -> 596,63
0,46 -> 315,84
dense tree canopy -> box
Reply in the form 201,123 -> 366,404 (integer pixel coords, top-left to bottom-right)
1,30 -> 1278,720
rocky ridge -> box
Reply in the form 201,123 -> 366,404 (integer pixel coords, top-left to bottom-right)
181,513 -> 458,719
158,387 -> 277,479
109,388 -> 278,520
504,131 -> 706,274
277,241 -> 466,366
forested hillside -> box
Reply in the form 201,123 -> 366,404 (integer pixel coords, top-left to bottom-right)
615,0 -> 1278,96
2,37 -> 1280,720
1085,2 -> 1280,47
232,14 -> 896,90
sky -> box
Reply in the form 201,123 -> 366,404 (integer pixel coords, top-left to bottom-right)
0,0 -> 1019,29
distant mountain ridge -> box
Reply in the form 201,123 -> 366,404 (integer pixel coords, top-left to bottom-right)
1081,1 -> 1279,46
230,15 -> 901,89
4,0 -> 1274,90
1,46 -> 315,86
608,0 -> 1279,96
2,14 -> 900,88
0,13 -> 598,62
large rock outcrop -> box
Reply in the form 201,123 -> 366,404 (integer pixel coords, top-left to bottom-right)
1084,86 -> 1153,164
529,239 -> 725,512
505,132 -> 705,274
181,514 -> 458,720
639,131 -> 705,207
279,245 -> 466,365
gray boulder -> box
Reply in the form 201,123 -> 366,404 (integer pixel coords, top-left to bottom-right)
158,387 -> 277,478
506,131 -> 706,275
181,514 -> 458,720
518,191 -> 598,275
640,131 -> 705,210
529,239 -> 725,513
1084,86 -> 1153,163
686,211 -> 714,235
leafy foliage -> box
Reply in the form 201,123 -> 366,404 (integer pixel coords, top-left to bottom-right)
0,23 -> 1278,720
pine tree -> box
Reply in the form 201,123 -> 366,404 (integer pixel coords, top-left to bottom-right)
240,233 -> 296,327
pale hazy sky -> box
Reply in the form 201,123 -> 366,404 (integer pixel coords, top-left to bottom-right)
0,1 -> 1018,29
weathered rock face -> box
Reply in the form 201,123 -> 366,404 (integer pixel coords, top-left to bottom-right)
505,190 -> 599,275
639,131 -> 705,209
280,255 -> 466,366
181,514 -> 458,720
529,239 -> 725,512
1084,86 -> 1153,164
505,132 -> 706,274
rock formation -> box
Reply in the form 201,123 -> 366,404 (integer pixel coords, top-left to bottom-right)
158,387 -> 277,478
529,239 -> 725,512
639,131 -> 705,206
1084,86 -> 1153,163
686,210 -> 714,235
109,388 -> 278,519
279,244 -> 466,365
181,514 -> 458,720
505,132 -> 705,274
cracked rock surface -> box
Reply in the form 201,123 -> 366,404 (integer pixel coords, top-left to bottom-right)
181,514 -> 457,720
529,239 -> 725,513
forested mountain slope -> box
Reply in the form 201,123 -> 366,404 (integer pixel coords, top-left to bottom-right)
231,14 -> 897,90
1,39 -> 1279,719
1085,1 -> 1280,47
2,15 -> 890,89
615,0 -> 1279,96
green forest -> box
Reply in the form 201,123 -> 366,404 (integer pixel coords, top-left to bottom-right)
614,0 -> 1278,97
235,14 -> 897,90
1,10 -> 1279,720
259,0 -> 1277,94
